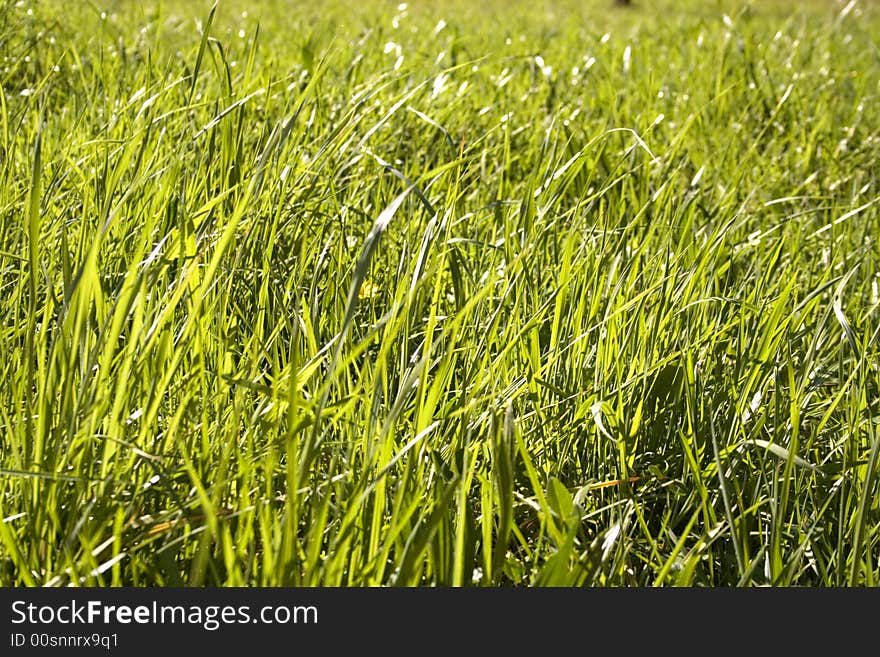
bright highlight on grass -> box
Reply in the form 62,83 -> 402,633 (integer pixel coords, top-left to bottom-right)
1,0 -> 879,586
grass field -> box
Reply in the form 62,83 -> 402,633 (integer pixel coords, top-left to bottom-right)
1,0 -> 879,586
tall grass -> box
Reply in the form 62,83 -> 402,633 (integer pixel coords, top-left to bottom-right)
1,0 -> 878,585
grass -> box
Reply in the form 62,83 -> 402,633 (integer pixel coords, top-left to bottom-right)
0,0 -> 878,586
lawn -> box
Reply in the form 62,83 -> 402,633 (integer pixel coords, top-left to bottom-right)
1,0 -> 879,585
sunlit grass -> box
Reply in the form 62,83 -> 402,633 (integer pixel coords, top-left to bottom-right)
1,0 -> 878,586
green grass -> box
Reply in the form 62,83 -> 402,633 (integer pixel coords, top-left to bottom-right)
1,0 -> 879,586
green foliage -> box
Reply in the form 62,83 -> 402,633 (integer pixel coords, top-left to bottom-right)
1,0 -> 879,586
